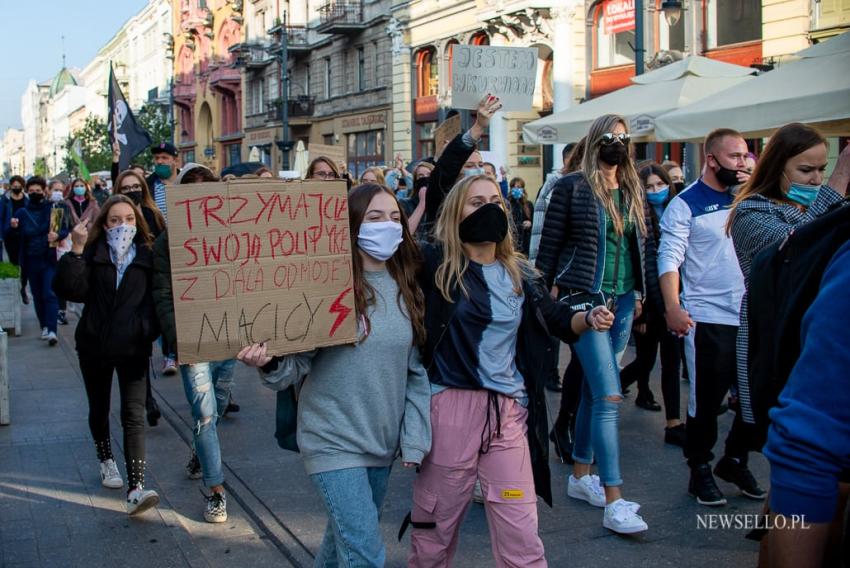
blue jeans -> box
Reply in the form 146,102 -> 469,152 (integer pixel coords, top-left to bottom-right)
27,259 -> 58,333
179,359 -> 236,488
310,466 -> 392,568
572,292 -> 636,486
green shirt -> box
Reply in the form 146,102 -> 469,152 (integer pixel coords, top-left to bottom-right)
601,189 -> 636,296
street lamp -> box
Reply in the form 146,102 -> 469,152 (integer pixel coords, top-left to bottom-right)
661,1 -> 683,27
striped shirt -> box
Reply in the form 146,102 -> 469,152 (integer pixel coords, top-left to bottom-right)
152,177 -> 168,223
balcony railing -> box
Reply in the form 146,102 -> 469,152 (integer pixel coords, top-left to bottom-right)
228,42 -> 274,69
267,96 -> 316,120
317,1 -> 365,35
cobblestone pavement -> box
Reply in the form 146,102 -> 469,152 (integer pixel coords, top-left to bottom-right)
0,307 -> 765,567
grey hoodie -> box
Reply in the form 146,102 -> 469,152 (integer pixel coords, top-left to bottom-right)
259,269 -> 431,475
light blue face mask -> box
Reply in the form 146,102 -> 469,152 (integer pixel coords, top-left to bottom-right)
646,186 -> 669,205
786,180 -> 821,207
510,187 -> 523,200
463,167 -> 485,178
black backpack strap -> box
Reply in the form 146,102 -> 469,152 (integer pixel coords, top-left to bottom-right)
397,512 -> 436,542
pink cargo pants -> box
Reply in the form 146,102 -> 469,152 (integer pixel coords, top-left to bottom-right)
408,388 -> 547,568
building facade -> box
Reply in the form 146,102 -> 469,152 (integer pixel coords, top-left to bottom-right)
0,129 -> 26,179
387,0 -> 586,191
172,0 -> 244,172
20,80 -> 51,175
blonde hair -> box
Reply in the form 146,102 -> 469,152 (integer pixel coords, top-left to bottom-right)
582,114 -> 647,236
360,166 -> 385,185
434,175 -> 527,301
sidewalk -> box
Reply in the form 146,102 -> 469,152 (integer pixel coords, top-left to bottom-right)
1,305 -> 765,567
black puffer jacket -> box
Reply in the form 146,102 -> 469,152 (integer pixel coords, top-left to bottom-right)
535,171 -> 661,306
53,235 -> 159,361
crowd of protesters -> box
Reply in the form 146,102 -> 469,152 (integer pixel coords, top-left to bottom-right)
2,94 -> 849,567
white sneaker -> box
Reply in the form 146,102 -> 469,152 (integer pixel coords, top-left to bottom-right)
100,459 -> 124,489
126,486 -> 160,516
40,327 -> 49,340
567,474 -> 606,507
471,479 -> 484,504
46,331 -> 58,346
603,498 -> 648,534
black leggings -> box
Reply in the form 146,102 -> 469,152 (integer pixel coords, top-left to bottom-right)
620,317 -> 682,421
78,353 -> 149,488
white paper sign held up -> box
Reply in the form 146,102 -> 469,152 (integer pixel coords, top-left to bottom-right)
451,45 -> 538,112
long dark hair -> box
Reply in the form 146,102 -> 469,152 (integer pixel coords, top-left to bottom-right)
727,123 -> 827,234
114,170 -> 165,231
348,183 -> 426,347
86,195 -> 153,249
639,163 -> 676,205
563,137 -> 587,174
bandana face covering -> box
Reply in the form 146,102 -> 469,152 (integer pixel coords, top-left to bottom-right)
106,223 -> 137,283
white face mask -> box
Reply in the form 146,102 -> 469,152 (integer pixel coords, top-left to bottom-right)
50,190 -> 64,203
357,220 -> 403,262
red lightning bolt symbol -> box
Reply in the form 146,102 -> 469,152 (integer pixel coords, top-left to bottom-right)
328,287 -> 353,337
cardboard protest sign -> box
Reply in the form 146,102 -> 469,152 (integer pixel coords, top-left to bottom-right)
308,143 -> 347,172
167,178 -> 357,364
433,115 -> 462,159
451,45 -> 538,112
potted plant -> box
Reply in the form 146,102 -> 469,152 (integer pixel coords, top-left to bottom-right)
0,262 -> 21,336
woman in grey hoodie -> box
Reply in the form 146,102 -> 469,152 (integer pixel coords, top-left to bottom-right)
239,183 -> 431,567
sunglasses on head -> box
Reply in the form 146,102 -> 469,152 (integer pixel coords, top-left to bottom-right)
600,132 -> 630,146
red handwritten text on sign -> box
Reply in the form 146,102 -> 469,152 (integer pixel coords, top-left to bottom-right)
167,179 -> 357,364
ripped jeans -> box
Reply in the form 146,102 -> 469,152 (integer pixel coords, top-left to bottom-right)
180,359 -> 237,488
571,292 -> 635,487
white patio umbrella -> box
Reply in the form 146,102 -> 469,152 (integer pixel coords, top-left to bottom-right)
655,31 -> 850,141
522,55 -> 757,144
292,140 -> 309,179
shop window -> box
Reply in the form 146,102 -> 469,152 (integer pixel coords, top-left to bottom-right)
416,48 -> 438,97
182,149 -> 196,164
707,0 -> 762,48
346,130 -> 385,178
595,0 -> 636,69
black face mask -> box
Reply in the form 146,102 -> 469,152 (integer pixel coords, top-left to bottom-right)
673,181 -> 686,194
125,191 -> 143,206
11,186 -> 23,195
599,143 -> 628,166
711,158 -> 742,187
28,193 -> 44,205
414,176 -> 429,192
459,203 -> 509,244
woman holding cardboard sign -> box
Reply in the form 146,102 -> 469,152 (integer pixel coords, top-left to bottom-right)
53,195 -> 161,516
238,183 -> 431,568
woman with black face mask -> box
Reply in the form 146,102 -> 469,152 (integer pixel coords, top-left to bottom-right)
113,171 -> 165,239
406,174 -> 608,566
535,113 -> 660,534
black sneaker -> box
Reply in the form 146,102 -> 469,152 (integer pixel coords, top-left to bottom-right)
664,424 -> 686,447
545,378 -> 563,393
224,397 -> 240,416
635,390 -> 662,412
714,456 -> 766,500
203,490 -> 227,523
689,464 -> 727,506
186,450 -> 203,480
57,310 -> 68,325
